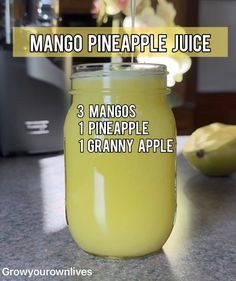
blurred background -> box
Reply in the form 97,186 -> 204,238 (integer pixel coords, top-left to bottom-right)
0,0 -> 235,156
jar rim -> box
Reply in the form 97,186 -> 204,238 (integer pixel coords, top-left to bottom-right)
71,63 -> 167,79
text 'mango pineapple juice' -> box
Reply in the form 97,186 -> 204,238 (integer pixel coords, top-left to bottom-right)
64,63 -> 176,258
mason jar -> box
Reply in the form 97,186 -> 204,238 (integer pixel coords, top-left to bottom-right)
64,63 -> 176,258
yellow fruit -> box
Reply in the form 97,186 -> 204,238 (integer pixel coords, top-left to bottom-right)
183,123 -> 236,176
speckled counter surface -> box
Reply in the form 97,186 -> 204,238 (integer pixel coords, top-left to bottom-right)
0,137 -> 236,281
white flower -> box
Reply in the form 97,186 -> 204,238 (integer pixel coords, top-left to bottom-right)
123,1 -> 191,87
157,0 -> 176,26
122,0 -> 151,15
137,55 -> 191,87
102,0 -> 149,15
100,0 -> 191,87
103,0 -> 124,15
124,6 -> 166,27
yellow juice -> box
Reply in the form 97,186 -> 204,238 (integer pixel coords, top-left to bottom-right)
64,64 -> 176,258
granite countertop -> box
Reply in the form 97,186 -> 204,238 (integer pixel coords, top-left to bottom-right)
0,137 -> 236,281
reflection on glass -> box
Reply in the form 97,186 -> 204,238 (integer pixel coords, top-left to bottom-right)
93,168 -> 107,233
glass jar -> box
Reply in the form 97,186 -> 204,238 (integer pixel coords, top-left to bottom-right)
64,63 -> 176,258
